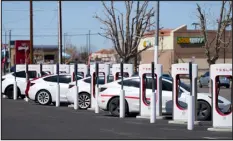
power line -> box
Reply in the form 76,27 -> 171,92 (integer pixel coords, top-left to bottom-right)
3,9 -> 57,12
1,33 -> 101,37
3,27 -> 100,30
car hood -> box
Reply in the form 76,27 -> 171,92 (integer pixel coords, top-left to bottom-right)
184,92 -> 231,105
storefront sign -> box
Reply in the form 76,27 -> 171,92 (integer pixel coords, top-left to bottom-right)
143,40 -> 153,48
177,37 -> 204,44
15,40 -> 30,64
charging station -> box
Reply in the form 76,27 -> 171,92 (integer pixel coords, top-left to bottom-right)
70,64 -> 88,81
42,64 -> 55,74
89,63 -> 109,111
112,64 -> 133,81
208,64 -> 232,132
53,64 -> 70,74
168,63 -> 198,125
136,63 -> 163,120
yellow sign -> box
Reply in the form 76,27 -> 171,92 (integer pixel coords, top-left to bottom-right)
143,40 -> 152,48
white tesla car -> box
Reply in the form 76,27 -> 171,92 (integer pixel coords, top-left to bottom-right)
97,76 -> 231,121
27,74 -> 108,109
66,75 -> 110,109
2,70 -> 49,99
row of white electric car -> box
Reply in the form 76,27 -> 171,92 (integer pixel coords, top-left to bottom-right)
2,70 -> 231,121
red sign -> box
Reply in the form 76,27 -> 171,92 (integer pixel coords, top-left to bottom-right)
15,40 -> 30,64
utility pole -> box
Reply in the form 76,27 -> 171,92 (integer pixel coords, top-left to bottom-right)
154,1 -> 159,64
63,33 -> 66,63
86,33 -> 89,64
8,30 -> 11,71
58,0 -> 63,64
223,27 -> 225,63
88,30 -> 91,56
30,0 -> 34,64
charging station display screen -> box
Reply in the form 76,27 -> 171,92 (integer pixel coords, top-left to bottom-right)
215,75 -> 232,115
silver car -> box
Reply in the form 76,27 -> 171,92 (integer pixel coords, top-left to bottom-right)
199,71 -> 231,88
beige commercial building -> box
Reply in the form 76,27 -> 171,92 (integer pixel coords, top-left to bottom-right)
138,25 -> 232,75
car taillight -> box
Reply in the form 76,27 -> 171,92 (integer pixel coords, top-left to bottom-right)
69,85 -> 75,89
100,87 -> 107,92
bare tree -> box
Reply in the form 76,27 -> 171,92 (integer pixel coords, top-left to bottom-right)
94,1 -> 155,64
65,44 -> 79,63
196,1 -> 232,66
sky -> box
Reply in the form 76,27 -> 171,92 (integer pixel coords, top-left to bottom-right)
2,1 -> 223,52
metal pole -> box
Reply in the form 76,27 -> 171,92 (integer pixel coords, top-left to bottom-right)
188,62 -> 194,130
154,1 -> 159,64
86,33 -> 89,64
150,62 -> 156,123
58,0 -> 63,64
30,0 -> 34,64
120,61 -> 125,118
223,28 -> 225,63
4,31 -> 7,74
8,30 -> 11,72
64,33 -> 66,63
89,30 -> 91,56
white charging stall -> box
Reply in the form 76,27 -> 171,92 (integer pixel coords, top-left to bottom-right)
89,64 -> 109,111
168,63 -> 198,124
53,64 -> 70,74
208,64 -> 232,132
112,64 -> 133,81
42,64 -> 55,74
70,64 -> 88,81
136,64 -> 162,120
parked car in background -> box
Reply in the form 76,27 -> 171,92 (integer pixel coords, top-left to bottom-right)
97,76 -> 231,121
199,71 -> 231,88
162,73 -> 171,78
2,70 -> 49,99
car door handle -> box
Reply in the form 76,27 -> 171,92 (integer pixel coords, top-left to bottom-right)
49,85 -> 54,86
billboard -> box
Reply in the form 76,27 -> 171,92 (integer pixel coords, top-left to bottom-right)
15,40 -> 30,64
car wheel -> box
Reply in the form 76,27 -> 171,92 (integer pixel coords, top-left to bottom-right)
5,86 -> 14,99
108,97 -> 129,117
226,85 -> 230,88
36,90 -> 52,105
197,100 -> 211,121
78,93 -> 91,110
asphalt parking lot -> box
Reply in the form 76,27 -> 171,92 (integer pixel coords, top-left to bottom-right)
2,98 -> 232,140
